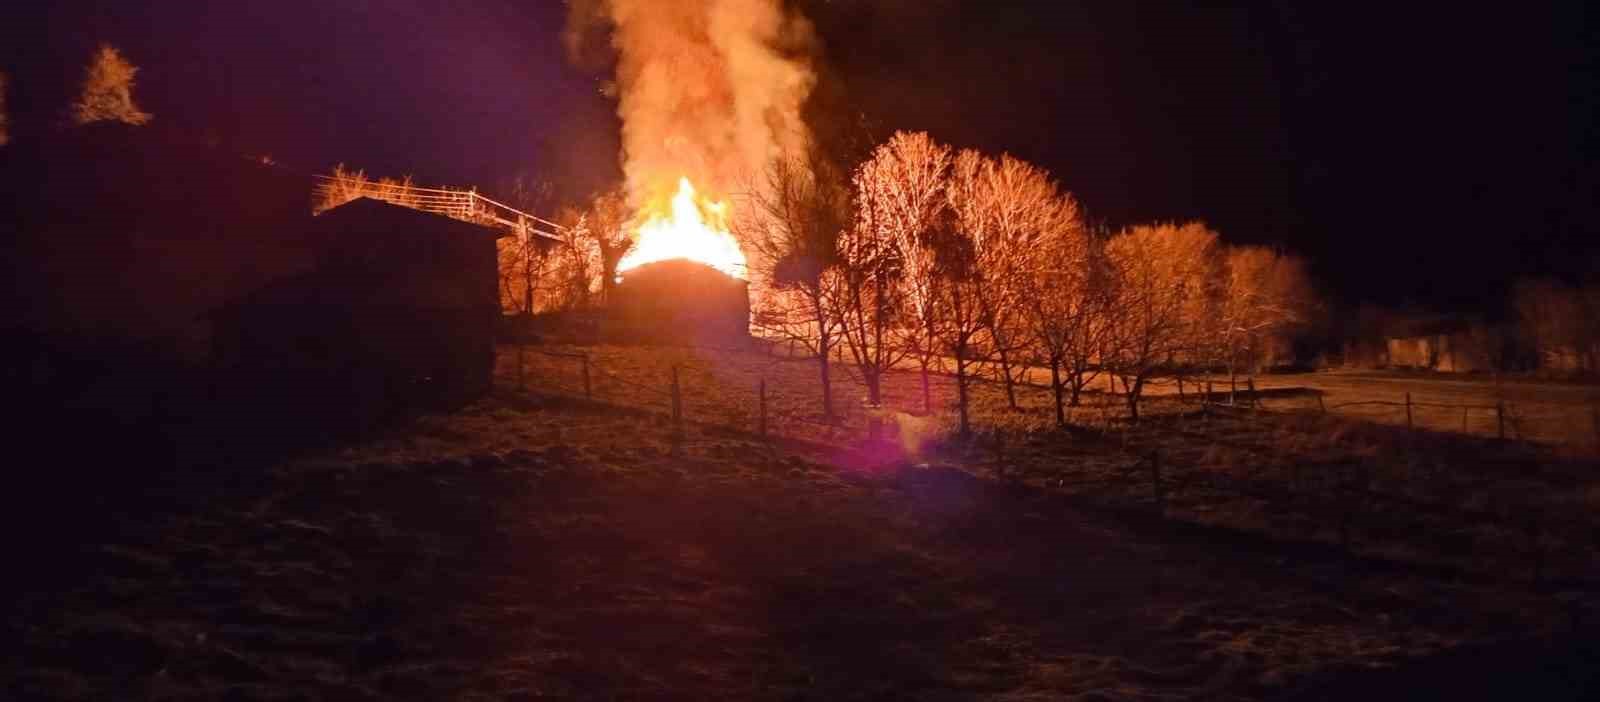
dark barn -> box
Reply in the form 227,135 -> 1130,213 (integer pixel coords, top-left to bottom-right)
212,197 -> 506,427
606,259 -> 751,346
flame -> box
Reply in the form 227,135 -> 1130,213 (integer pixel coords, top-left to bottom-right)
617,177 -> 747,280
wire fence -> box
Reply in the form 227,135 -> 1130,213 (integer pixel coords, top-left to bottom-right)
1178,375 -> 1600,447
492,339 -> 1600,586
504,337 -> 1600,450
312,175 -> 567,243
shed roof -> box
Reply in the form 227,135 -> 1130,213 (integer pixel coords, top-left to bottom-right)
313,196 -> 508,241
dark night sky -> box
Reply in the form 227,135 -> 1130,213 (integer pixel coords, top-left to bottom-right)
5,1 -> 1597,313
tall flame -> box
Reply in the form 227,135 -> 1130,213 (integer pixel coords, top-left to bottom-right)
617,177 -> 748,280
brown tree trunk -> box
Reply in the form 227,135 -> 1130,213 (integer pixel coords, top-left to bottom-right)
997,342 -> 1019,410
812,295 -> 838,418
921,363 -> 932,415
1126,375 -> 1143,422
922,320 -> 937,415
1228,340 -> 1238,406
956,342 -> 971,436
866,367 -> 883,439
521,238 -> 536,314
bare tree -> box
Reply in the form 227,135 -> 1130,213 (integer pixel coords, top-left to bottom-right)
839,132 -> 939,422
1514,279 -> 1600,374
739,155 -> 852,421
584,188 -> 634,306
1103,222 -> 1220,421
968,154 -> 1062,411
1019,192 -> 1095,425
939,149 -> 1065,427
497,234 -> 551,314
541,205 -> 602,311
940,149 -> 997,434
1214,246 -> 1313,400
71,44 -> 152,126
853,131 -> 953,415
312,164 -> 424,214
496,176 -> 557,315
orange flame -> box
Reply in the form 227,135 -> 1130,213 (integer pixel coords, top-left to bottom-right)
617,177 -> 747,280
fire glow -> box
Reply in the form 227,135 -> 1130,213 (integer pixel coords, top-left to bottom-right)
617,177 -> 748,280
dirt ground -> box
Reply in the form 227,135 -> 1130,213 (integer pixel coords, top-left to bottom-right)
7,368 -> 1598,699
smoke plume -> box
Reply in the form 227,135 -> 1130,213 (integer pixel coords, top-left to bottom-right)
566,0 -> 817,207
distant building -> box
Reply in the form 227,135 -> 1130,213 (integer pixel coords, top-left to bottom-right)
211,198 -> 508,423
1383,319 -> 1498,373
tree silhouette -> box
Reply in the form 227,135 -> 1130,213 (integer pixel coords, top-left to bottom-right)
1213,246 -> 1314,400
740,155 -> 852,421
854,131 -> 952,415
1103,222 -> 1220,421
586,188 -> 633,306
1019,192 -> 1096,425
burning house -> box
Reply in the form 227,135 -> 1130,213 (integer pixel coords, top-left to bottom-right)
605,177 -> 752,344
562,0 -> 817,347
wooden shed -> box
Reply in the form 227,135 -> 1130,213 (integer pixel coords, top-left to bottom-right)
212,197 -> 506,424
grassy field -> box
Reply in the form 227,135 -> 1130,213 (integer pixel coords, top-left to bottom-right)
508,342 -> 1600,447
6,344 -> 1599,699
1234,369 -> 1600,446
507,343 -> 1600,582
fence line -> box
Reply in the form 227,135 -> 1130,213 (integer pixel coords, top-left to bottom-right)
312,175 -> 566,242
498,341 -> 1600,586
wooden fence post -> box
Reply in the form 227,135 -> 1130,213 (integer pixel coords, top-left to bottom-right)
1497,400 -> 1506,440
581,354 -> 592,400
758,378 -> 768,438
1405,392 -> 1414,430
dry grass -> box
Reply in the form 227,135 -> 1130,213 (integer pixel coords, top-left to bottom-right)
6,347 -> 1598,699
506,343 -> 1600,585
1229,369 -> 1600,446
4,391 -> 1580,700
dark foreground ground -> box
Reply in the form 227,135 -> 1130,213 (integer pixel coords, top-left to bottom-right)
5,386 -> 1598,700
